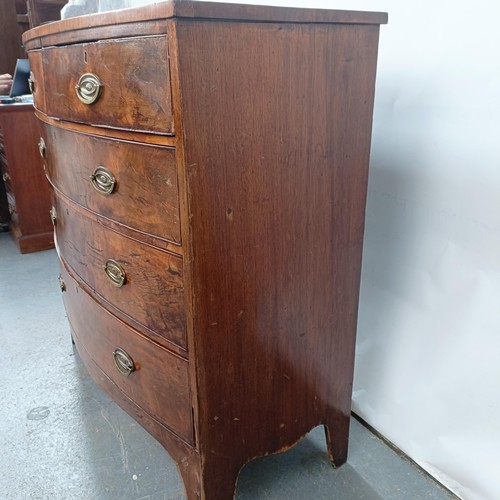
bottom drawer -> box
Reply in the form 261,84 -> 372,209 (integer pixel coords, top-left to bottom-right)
60,265 -> 194,444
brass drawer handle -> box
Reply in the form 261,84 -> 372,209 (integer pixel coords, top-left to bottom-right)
28,71 -> 35,94
112,348 -> 135,377
104,259 -> 126,287
90,166 -> 116,196
38,137 -> 46,158
75,73 -> 102,105
50,206 -> 57,225
2,172 -> 10,182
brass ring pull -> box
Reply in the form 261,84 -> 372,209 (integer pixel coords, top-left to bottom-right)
112,348 -> 135,376
90,166 -> 116,196
50,206 -> 57,226
104,259 -> 126,287
38,137 -> 46,158
75,73 -> 102,105
2,172 -> 10,182
28,71 -> 35,94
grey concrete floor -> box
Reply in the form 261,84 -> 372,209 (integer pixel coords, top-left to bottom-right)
0,231 -> 457,500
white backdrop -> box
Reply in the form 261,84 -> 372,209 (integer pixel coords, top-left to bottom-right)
351,2 -> 500,499
194,0 -> 499,498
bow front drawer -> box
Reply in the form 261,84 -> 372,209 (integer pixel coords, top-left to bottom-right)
61,266 -> 193,444
42,123 -> 180,244
42,36 -> 173,134
53,196 -> 186,352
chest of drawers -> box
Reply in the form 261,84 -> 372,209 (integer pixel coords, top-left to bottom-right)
23,2 -> 386,498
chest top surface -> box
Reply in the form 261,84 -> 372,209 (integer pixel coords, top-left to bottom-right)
23,0 -> 387,48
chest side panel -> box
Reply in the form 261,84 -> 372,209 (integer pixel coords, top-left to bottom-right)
177,20 -> 381,461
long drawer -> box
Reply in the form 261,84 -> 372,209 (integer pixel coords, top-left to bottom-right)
61,265 -> 194,444
43,123 -> 181,244
54,195 -> 187,351
41,36 -> 173,134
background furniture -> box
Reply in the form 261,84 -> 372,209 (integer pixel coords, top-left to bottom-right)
0,103 -> 54,253
0,1 -> 28,232
0,0 -> 65,76
26,0 -> 66,27
0,1 -> 28,77
24,2 -> 386,498
0,0 -> 64,234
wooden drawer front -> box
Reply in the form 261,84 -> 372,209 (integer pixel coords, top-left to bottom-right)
54,197 -> 186,351
43,124 -> 180,243
61,266 -> 193,444
27,50 -> 46,112
43,36 -> 173,134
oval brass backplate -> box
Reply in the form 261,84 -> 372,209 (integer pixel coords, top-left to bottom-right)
90,166 -> 116,196
104,259 -> 126,287
75,73 -> 102,105
112,348 -> 135,376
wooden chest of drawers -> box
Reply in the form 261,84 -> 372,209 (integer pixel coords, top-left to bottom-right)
23,2 -> 386,498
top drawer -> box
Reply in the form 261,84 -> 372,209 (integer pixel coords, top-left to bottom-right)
41,36 -> 173,134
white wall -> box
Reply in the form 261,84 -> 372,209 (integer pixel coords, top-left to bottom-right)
202,0 -> 499,498
351,2 -> 500,499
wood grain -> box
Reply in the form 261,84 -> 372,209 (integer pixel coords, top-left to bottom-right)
43,36 -> 173,134
62,264 -> 194,444
55,195 -> 187,351
22,0 -> 387,47
176,20 -> 381,495
0,104 -> 54,253
43,122 -> 181,244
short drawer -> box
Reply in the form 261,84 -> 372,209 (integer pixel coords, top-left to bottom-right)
54,196 -> 186,351
43,123 -> 180,244
61,266 -> 194,444
43,36 -> 173,134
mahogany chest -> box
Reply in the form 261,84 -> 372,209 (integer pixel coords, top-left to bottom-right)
23,2 -> 386,498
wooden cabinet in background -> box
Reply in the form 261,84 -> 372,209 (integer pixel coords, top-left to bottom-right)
0,103 -> 54,253
26,0 -> 66,28
24,2 -> 386,498
0,0 -> 28,75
